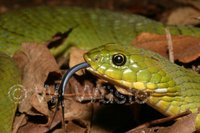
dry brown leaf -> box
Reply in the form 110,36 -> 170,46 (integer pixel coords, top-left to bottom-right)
65,121 -> 87,133
16,110 -> 62,133
63,97 -> 116,133
17,122 -> 49,133
69,47 -> 87,75
52,129 -> 65,133
132,32 -> 200,63
69,47 -> 87,67
30,85 -> 49,116
127,113 -> 197,133
159,113 -> 196,133
12,114 -> 26,133
64,98 -> 93,121
68,76 -> 101,102
162,7 -> 200,25
62,97 -> 93,132
13,43 -> 61,116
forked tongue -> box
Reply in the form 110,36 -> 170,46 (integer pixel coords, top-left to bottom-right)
51,62 -> 89,130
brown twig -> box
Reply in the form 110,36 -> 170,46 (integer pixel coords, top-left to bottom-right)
126,110 -> 191,133
165,28 -> 175,63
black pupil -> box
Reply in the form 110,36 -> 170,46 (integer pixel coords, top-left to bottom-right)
112,54 -> 126,66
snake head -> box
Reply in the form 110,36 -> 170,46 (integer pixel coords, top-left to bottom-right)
84,43 -> 175,96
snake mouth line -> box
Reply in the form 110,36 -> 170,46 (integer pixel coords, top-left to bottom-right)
86,66 -> 171,97
86,67 -> 145,95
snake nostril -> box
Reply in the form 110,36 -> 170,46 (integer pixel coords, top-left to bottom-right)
94,55 -> 101,62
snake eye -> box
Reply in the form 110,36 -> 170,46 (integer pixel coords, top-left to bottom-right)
112,53 -> 126,66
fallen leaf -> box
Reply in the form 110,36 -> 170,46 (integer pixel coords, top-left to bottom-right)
13,43 -> 61,116
68,76 -> 101,102
126,113 -> 197,133
65,120 -> 88,133
132,32 -> 200,63
64,97 -> 93,121
17,110 -> 62,133
17,121 -> 48,133
69,47 -> 88,75
31,85 -> 49,116
162,7 -> 200,25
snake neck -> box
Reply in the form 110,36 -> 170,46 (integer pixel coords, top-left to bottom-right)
148,64 -> 200,116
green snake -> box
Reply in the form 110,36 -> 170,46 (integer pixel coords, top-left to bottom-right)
83,44 -> 200,130
0,6 -> 200,132
0,53 -> 21,133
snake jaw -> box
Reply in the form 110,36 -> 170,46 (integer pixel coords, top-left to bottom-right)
84,63 -> 173,108
84,58 -> 169,99
86,66 -> 150,97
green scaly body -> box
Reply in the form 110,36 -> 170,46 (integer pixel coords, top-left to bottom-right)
0,6 -> 200,132
1,6 -> 200,56
84,44 -> 200,129
0,53 -> 21,133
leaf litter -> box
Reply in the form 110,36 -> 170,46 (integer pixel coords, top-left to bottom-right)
132,32 -> 200,63
10,32 -> 200,133
0,1 -> 199,133
12,43 -> 62,132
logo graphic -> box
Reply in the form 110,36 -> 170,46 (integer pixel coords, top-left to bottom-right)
8,84 -> 27,103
